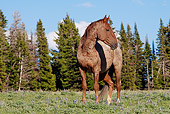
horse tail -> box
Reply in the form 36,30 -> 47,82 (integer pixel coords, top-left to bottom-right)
99,84 -> 109,101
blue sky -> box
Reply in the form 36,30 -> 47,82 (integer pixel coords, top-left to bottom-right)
1,0 -> 170,49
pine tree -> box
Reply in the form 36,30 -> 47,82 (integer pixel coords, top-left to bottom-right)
126,24 -> 136,90
36,19 -> 56,91
119,22 -> 128,89
162,20 -> 170,89
166,21 -> 170,88
8,11 -> 22,90
17,23 -> 38,91
151,41 -> 159,89
119,23 -> 136,89
8,11 -> 37,90
52,14 -> 80,89
0,27 -> 6,91
0,10 -> 8,91
156,19 -> 170,89
26,31 -> 39,90
119,22 -> 144,90
156,19 -> 168,89
133,23 -> 144,89
144,36 -> 152,90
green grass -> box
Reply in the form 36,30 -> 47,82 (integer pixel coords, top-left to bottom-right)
0,90 -> 170,114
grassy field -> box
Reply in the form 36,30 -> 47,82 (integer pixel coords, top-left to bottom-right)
0,90 -> 170,114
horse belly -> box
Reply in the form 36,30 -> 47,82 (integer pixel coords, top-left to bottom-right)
96,40 -> 114,73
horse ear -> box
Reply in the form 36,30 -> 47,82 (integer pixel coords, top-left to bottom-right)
104,15 -> 107,19
103,15 -> 107,22
106,15 -> 110,23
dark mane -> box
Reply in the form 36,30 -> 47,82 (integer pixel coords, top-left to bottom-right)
83,18 -> 104,37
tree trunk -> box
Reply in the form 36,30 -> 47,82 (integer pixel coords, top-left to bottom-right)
163,60 -> 165,89
147,60 -> 150,90
151,60 -> 154,89
18,58 -> 23,91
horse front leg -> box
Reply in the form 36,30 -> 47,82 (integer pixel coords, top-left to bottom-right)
79,67 -> 87,103
94,72 -> 100,103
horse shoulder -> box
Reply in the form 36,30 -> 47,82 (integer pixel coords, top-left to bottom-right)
77,48 -> 100,71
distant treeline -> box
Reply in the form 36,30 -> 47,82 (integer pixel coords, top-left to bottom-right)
0,10 -> 169,91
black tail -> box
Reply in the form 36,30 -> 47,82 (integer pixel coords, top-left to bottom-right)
99,84 -> 109,101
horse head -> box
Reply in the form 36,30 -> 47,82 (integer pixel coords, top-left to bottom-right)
96,15 -> 118,50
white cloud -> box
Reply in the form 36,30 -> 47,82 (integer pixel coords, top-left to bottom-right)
46,21 -> 89,50
75,21 -> 90,36
47,31 -> 58,50
76,2 -> 95,8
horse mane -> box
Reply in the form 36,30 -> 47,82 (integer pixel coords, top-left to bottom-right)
80,19 -> 104,48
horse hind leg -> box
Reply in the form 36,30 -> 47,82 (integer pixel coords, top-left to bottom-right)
115,67 -> 121,103
114,63 -> 121,103
104,70 -> 114,105
79,67 -> 87,103
113,47 -> 122,103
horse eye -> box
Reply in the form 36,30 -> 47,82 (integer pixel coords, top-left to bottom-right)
106,29 -> 109,31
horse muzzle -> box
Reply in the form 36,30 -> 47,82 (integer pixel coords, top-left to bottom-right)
110,42 -> 118,50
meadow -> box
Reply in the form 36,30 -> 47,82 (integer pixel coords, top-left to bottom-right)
0,90 -> 170,114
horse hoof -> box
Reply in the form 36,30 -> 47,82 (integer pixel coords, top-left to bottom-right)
82,99 -> 88,104
116,98 -> 120,103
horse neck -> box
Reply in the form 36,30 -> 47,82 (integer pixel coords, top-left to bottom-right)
81,35 -> 96,53
80,21 -> 103,53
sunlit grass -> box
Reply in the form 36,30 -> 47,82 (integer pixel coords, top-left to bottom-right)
0,90 -> 169,114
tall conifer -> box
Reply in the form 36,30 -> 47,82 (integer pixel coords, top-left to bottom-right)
126,24 -> 136,90
144,36 -> 152,90
133,23 -> 144,89
8,11 -> 22,90
119,22 -> 130,89
0,10 -> 8,91
156,19 -> 170,89
8,11 -> 35,90
52,14 -> 80,89
36,19 -> 56,91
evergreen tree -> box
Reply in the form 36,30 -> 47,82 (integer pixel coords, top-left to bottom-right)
126,24 -> 136,90
18,23 -> 38,91
0,27 -> 6,91
151,41 -> 159,89
133,23 -> 144,89
0,9 -> 8,91
162,20 -> 170,88
165,21 -> 170,88
8,11 -> 37,90
52,14 -> 80,89
119,23 -> 136,90
119,22 -> 128,89
8,11 -> 23,90
26,31 -> 39,90
144,36 -> 152,90
156,19 -> 170,89
120,22 -> 144,90
36,19 -> 56,91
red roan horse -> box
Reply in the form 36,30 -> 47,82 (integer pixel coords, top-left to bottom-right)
77,15 -> 122,104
